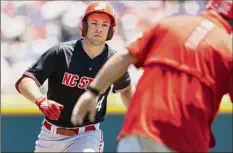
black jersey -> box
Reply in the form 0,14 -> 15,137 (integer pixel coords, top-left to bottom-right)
22,39 -> 131,127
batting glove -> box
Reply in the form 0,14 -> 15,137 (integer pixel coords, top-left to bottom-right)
35,95 -> 64,120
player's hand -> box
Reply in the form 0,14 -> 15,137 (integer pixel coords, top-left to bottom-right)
36,96 -> 64,120
71,91 -> 98,126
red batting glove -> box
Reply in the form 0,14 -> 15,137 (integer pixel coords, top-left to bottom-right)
35,96 -> 64,120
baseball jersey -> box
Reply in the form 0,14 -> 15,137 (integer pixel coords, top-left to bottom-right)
17,39 -> 131,127
117,10 -> 232,152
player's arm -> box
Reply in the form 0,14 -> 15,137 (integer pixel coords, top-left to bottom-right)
91,24 -> 159,91
15,45 -> 64,120
71,24 -> 159,125
119,85 -> 136,108
91,49 -> 137,92
111,63 -> 136,108
16,77 -> 43,103
16,76 -> 63,120
15,45 -> 59,102
113,76 -> 136,108
71,50 -> 136,124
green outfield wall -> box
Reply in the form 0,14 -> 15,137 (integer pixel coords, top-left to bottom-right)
1,113 -> 232,152
1,94 -> 232,152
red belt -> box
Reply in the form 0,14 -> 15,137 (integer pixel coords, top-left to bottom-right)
43,120 -> 96,136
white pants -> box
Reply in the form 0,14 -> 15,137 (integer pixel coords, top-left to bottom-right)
34,121 -> 104,152
117,135 -> 174,152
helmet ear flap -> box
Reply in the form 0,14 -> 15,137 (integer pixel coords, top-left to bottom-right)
106,25 -> 115,40
81,21 -> 88,37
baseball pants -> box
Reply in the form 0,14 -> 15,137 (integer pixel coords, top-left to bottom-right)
117,135 -> 175,152
34,120 -> 104,152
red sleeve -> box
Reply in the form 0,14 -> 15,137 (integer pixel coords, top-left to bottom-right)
126,24 -> 159,68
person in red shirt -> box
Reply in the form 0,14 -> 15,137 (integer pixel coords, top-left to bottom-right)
71,0 -> 233,152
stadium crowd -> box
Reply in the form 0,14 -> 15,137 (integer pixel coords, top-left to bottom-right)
1,0 -> 207,95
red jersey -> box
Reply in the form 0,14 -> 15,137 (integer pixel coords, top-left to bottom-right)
117,10 -> 232,152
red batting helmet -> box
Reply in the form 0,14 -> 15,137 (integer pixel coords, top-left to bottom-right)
206,0 -> 233,19
80,2 -> 116,41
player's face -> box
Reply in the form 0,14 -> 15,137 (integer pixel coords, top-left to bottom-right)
86,13 -> 111,45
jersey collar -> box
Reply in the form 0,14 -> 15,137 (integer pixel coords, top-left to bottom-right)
75,38 -> 108,61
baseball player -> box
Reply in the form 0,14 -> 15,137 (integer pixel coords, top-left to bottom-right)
71,0 -> 233,152
15,2 -> 135,152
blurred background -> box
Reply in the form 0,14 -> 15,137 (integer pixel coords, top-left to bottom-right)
1,0 -> 232,152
